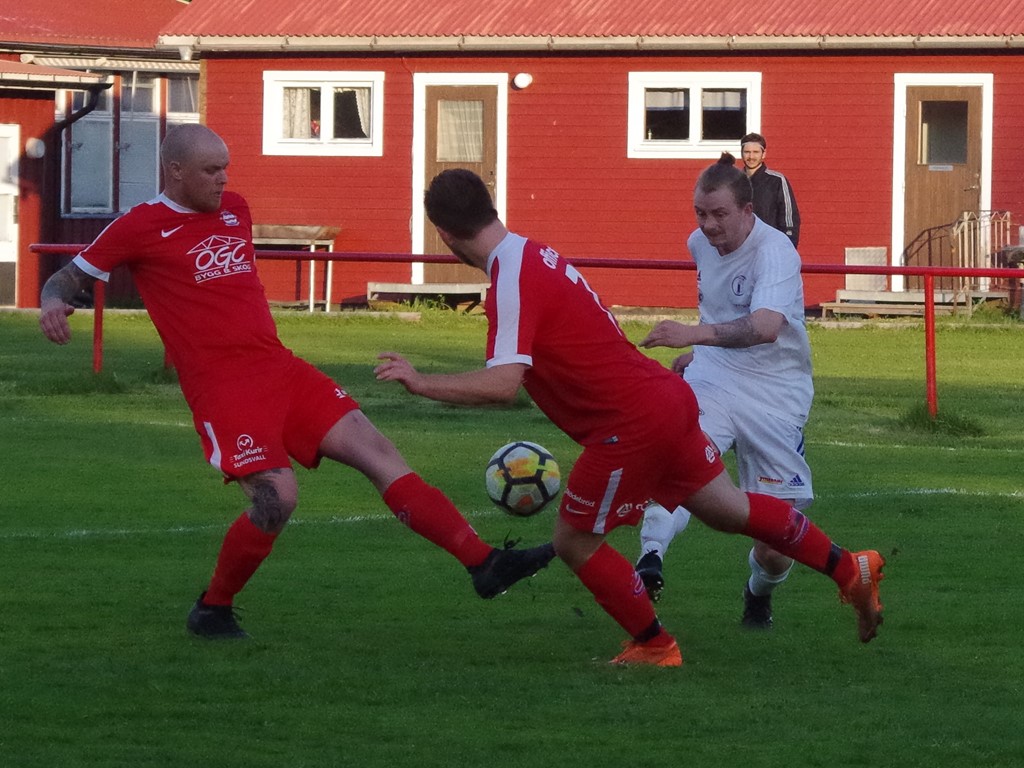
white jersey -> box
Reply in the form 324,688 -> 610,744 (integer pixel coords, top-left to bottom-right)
685,216 -> 813,423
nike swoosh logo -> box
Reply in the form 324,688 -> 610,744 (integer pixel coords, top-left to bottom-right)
161,225 -> 184,238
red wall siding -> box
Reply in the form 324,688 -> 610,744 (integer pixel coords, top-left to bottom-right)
990,56 -> 1024,226
200,50 -> 1024,308
0,90 -> 60,307
204,56 -> 417,305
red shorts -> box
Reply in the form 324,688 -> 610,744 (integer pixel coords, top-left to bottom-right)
558,382 -> 725,535
190,356 -> 360,479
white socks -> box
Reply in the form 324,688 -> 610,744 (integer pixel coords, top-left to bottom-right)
746,547 -> 794,596
639,503 -> 692,559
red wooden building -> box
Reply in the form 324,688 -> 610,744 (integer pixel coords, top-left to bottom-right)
157,0 -> 1024,308
1,0 -> 198,308
5,0 -> 1024,309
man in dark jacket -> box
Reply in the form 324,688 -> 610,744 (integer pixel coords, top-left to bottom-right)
740,132 -> 801,247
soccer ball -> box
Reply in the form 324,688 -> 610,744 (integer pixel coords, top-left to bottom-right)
485,441 -> 561,517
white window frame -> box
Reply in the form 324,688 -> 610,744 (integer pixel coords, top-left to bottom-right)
57,73 -> 200,216
262,70 -> 385,157
627,71 -> 762,159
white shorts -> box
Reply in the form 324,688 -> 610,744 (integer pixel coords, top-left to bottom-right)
688,379 -> 813,506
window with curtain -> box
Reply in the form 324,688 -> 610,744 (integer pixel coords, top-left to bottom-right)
644,88 -> 689,141
701,89 -> 746,140
628,72 -> 762,159
436,100 -> 484,162
264,71 -> 384,156
167,75 -> 199,114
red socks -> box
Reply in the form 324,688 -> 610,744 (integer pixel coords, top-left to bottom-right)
204,473 -> 491,606
576,542 -> 665,641
204,513 -> 277,606
743,492 -> 851,584
383,472 -> 492,568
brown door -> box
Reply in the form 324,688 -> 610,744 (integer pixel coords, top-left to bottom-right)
423,85 -> 497,283
903,86 -> 982,286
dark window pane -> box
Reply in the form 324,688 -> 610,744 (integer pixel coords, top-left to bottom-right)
701,89 -> 746,140
645,88 -> 689,140
333,88 -> 369,139
920,101 -> 968,164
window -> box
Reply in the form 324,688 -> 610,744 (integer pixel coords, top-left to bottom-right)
263,71 -> 385,156
627,72 -> 762,159
118,75 -> 160,210
919,100 -> 969,165
167,75 -> 200,115
59,73 -> 200,215
436,100 -> 484,162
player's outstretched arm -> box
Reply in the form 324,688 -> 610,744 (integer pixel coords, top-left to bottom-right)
39,262 -> 94,345
640,319 -> 705,350
642,310 -> 786,352
375,353 -> 525,406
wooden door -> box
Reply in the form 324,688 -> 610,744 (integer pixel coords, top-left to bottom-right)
903,86 -> 982,286
422,85 -> 497,283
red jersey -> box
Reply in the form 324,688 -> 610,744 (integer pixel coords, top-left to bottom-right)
485,233 -> 684,446
73,192 -> 291,400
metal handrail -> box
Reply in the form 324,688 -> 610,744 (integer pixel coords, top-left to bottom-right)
27,241 -> 1024,420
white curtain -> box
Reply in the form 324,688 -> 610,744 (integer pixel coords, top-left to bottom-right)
645,89 -> 687,109
352,87 -> 369,136
436,100 -> 483,162
702,90 -> 743,110
283,88 -> 313,138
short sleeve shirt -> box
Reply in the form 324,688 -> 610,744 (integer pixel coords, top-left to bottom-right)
485,232 -> 683,445
73,192 -> 292,401
685,217 -> 813,422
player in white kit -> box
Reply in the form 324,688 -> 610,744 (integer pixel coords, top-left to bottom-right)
636,152 -> 813,629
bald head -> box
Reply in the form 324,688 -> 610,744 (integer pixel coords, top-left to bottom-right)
161,124 -> 230,212
161,124 -> 226,168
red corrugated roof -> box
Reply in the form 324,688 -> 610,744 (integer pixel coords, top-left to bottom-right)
160,0 -> 1024,39
2,0 -> 188,49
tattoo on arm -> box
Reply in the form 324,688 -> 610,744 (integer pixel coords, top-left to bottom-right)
41,263 -> 93,305
709,315 -> 759,348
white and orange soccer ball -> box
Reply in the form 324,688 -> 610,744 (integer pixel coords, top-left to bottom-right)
484,441 -> 561,517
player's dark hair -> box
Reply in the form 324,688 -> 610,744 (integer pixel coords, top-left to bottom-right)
695,152 -> 753,207
424,169 -> 498,239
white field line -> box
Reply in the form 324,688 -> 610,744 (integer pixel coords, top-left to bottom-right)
814,439 -> 1022,454
2,487 -> 1020,542
0,507 -> 501,541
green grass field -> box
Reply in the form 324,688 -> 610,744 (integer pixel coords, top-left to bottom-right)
1,308 -> 1022,767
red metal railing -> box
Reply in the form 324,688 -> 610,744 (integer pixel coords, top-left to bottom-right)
28,244 -> 1024,418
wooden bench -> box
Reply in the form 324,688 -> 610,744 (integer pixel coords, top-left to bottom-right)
820,301 -> 957,318
253,224 -> 341,312
367,282 -> 489,310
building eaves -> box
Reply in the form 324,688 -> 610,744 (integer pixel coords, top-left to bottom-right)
0,59 -> 112,91
157,32 -> 1024,56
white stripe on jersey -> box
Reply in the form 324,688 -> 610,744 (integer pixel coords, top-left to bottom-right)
489,233 -> 533,367
71,254 -> 111,283
592,468 -> 623,535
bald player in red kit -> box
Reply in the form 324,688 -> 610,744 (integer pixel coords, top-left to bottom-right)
39,125 -> 554,639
